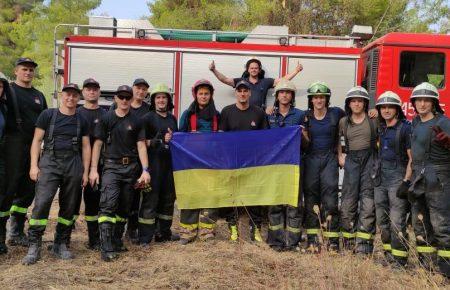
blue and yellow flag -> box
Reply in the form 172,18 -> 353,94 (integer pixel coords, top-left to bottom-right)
170,126 -> 301,209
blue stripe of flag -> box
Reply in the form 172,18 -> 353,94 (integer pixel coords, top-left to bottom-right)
170,126 -> 301,171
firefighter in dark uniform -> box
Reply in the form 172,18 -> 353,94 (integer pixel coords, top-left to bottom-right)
3,58 -> 47,248
0,72 -> 10,254
338,86 -> 379,255
374,91 -> 412,267
75,78 -> 106,250
22,83 -> 91,265
406,82 -> 450,278
89,85 -> 150,262
139,83 -> 178,245
109,78 -> 151,244
266,79 -> 305,251
302,82 -> 345,253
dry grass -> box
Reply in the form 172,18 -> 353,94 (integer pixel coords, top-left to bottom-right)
0,201 -> 448,290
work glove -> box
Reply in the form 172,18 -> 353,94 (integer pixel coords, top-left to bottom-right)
432,125 -> 450,149
396,180 -> 411,200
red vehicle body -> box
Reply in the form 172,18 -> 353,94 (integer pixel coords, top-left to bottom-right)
362,33 -> 449,118
60,29 -> 449,118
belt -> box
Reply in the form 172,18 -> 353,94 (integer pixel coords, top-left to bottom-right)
105,157 -> 138,165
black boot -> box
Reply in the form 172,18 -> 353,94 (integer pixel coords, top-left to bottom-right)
8,214 -> 28,247
113,222 -> 128,252
138,223 -> 156,246
52,224 -> 74,260
100,223 -> 118,262
342,238 -> 355,252
22,241 -> 42,265
326,238 -> 340,253
126,214 -> 139,245
155,219 -> 175,242
306,235 -> 321,253
86,221 -> 100,250
355,240 -> 374,256
0,218 -> 7,254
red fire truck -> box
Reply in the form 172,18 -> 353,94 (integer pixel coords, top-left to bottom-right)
54,17 -> 449,118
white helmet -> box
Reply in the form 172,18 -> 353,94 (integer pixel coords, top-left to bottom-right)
345,86 -> 369,101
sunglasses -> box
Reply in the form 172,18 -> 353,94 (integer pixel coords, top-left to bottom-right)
117,94 -> 132,101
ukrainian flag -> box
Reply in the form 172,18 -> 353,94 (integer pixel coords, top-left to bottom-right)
170,126 -> 301,210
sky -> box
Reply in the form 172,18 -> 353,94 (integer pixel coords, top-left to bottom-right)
91,0 -> 152,19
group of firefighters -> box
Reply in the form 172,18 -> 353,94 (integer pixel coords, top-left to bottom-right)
0,57 -> 449,278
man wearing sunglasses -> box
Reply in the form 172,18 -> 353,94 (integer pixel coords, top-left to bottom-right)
89,85 -> 150,261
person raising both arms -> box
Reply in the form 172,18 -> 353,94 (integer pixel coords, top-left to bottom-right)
209,58 -> 303,109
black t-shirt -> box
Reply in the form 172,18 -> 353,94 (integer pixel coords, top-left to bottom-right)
6,83 -> 47,139
94,110 -> 145,159
142,111 -> 178,155
411,115 -> 450,164
233,77 -> 274,108
77,106 -> 106,146
36,109 -> 89,151
110,102 -> 150,119
220,104 -> 268,132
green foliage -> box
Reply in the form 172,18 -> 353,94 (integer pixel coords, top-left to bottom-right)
0,0 -> 44,79
4,0 -> 101,101
149,0 -> 449,36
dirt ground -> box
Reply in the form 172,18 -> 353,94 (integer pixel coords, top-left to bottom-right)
0,200 -> 448,290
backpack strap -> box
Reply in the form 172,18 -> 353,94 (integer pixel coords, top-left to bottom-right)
189,113 -> 197,132
44,109 -> 58,152
394,121 -> 403,157
328,109 -> 339,152
368,116 -> 377,151
9,82 -> 23,131
212,114 -> 218,132
342,116 -> 350,152
71,113 -> 81,152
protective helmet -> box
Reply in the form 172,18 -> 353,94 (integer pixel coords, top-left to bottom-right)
410,82 -> 443,114
273,79 -> 296,107
410,82 -> 439,100
376,91 -> 405,120
307,81 -> 331,97
191,79 -> 214,99
273,79 -> 296,97
149,83 -> 174,111
344,86 -> 370,114
376,91 -> 402,107
345,86 -> 369,101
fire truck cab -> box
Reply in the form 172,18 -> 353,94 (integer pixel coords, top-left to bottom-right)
362,33 -> 449,118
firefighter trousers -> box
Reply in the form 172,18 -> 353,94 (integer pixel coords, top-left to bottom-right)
374,160 -> 410,262
303,151 -> 340,245
267,204 -> 302,249
410,163 -> 450,278
222,206 -> 263,230
179,208 -> 218,242
1,133 -> 35,221
28,151 -> 83,245
98,161 -> 140,226
0,138 -> 6,242
138,153 -> 175,244
340,149 -> 376,253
